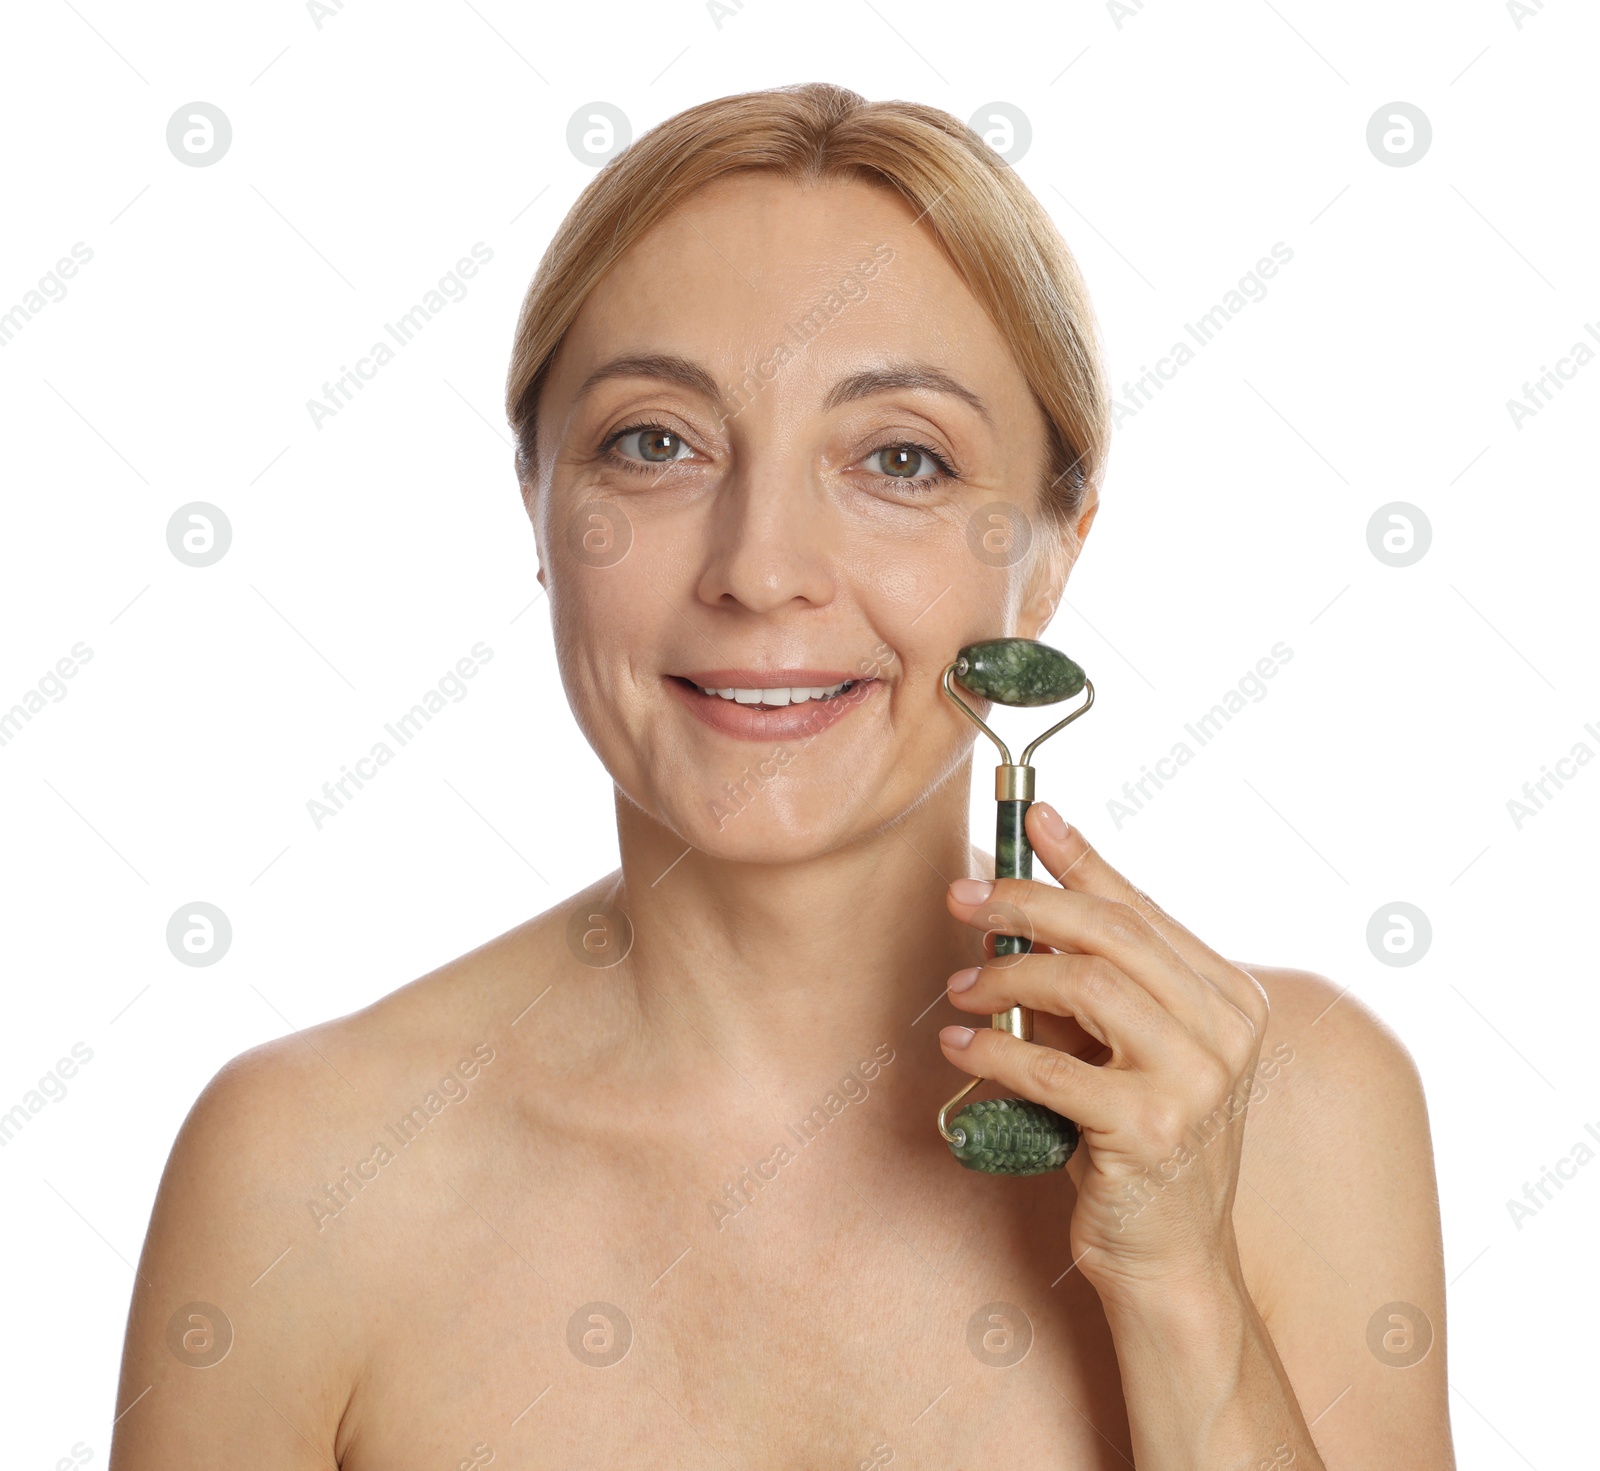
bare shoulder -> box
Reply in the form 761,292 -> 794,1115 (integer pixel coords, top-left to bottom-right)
108,883 -> 595,1469
1234,963 -> 1436,1212
1230,963 -> 1453,1467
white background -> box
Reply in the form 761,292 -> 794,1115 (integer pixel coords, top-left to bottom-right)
2,0 -> 1594,1464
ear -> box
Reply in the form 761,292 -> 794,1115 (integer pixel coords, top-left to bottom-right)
515,451 -> 547,586
1072,486 -> 1100,550
1015,539 -> 1063,642
1016,487 -> 1096,640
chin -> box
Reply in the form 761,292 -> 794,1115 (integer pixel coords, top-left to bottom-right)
659,785 -> 869,867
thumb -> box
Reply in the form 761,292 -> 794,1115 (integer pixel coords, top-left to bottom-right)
1025,803 -> 1232,981
1026,803 -> 1162,916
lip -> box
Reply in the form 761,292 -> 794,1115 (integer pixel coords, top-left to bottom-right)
666,673 -> 880,743
677,669 -> 866,688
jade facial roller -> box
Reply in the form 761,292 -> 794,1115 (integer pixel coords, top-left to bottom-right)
937,638 -> 1095,1175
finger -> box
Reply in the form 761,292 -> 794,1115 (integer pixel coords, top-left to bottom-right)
987,987 -> 1104,1061
973,930 -> 1091,1050
948,878 -> 1219,1036
1027,803 -> 1212,958
1026,805 -> 1269,1029
937,1025 -> 1128,1134
946,952 -> 1181,1071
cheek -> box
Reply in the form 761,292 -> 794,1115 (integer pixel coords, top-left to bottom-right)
546,557 -> 657,739
841,533 -> 1023,699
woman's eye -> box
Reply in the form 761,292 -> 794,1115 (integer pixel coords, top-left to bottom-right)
865,441 -> 954,486
608,425 -> 695,467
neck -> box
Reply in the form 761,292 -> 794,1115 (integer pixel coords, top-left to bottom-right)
606,760 -> 989,1108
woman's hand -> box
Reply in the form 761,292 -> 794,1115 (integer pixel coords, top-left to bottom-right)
939,800 -> 1272,1309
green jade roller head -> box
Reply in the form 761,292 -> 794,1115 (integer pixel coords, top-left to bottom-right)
937,639 -> 1095,1176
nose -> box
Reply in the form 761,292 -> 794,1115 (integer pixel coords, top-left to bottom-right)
693,456 -> 838,614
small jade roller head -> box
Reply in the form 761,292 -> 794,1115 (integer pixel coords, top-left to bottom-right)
946,1097 -> 1079,1176
951,638 -> 1086,708
937,636 -> 1095,1176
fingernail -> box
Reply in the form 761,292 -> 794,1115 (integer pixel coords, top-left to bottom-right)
940,1025 -> 975,1049
950,878 -> 994,905
1032,802 -> 1068,841
947,966 -> 981,993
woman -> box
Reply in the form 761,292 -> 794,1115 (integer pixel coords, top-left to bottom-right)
110,83 -> 1452,1468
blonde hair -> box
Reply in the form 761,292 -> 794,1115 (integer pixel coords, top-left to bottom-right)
503,82 -> 1109,529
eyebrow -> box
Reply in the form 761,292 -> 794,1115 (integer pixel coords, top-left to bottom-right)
573,353 -> 993,427
575,353 -> 722,407
824,364 -> 993,427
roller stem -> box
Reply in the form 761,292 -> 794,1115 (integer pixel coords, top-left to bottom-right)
992,797 -> 1033,1036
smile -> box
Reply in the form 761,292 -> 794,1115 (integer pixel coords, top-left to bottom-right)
667,671 -> 880,742
694,679 -> 856,708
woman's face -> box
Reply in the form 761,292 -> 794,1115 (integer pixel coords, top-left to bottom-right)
528,171 -> 1094,862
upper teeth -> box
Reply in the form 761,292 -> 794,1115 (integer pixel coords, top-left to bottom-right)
698,681 -> 854,706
